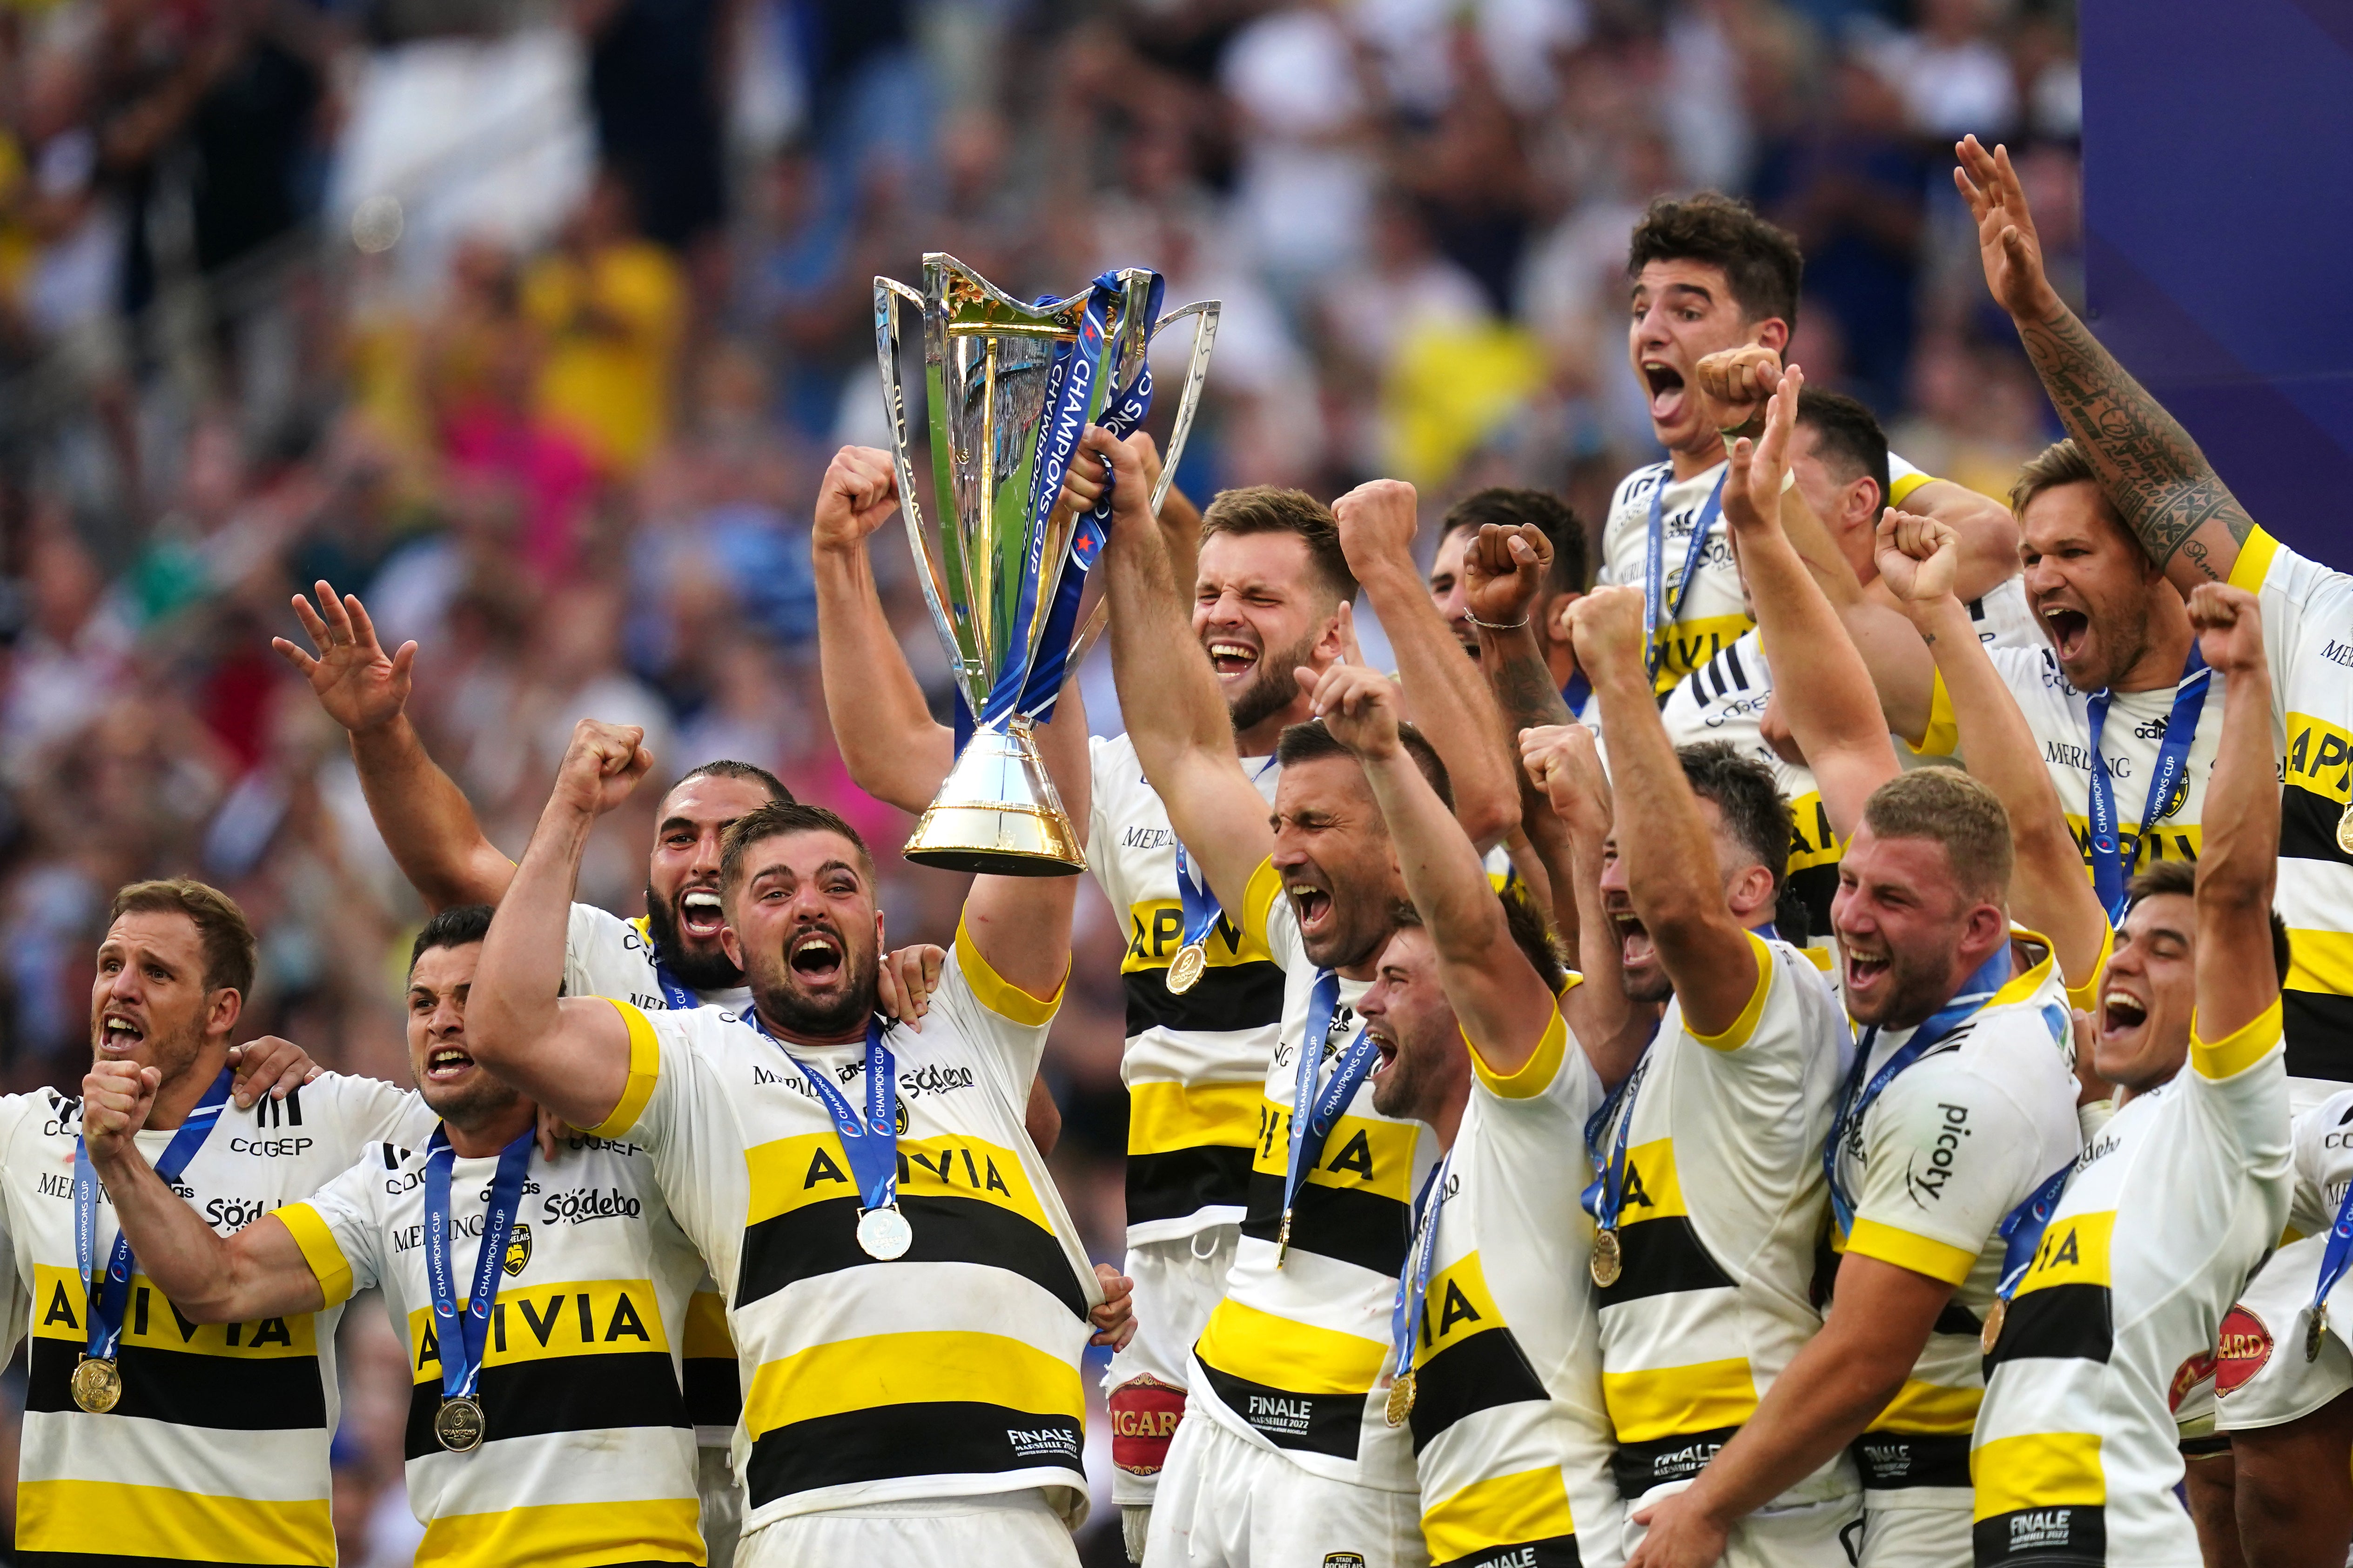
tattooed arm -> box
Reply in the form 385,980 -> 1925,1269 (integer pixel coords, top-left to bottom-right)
1956,135 -> 2254,589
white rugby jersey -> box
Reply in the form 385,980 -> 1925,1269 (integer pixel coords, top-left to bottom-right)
2212,1088 -> 2353,1427
1087,734 -> 1286,1247
0,1073 -> 427,1565
1591,930 -> 1853,1508
1972,1002 -> 2290,1567
281,1127 -> 706,1566
589,926 -> 1103,1532
1188,859 -> 1442,1491
2232,528 -> 2353,1081
1407,1006 -> 1622,1568
1598,453 -> 1940,695
564,900 -> 744,1445
1827,935 -> 2080,1508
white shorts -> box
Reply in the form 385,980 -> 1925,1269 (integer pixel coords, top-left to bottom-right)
2217,1232 -> 2353,1433
1856,1500 -> 1967,1568
699,1446 -> 742,1568
735,1489 -> 1077,1567
1620,1482 -> 1862,1568
1105,1225 -> 1240,1507
1145,1410 -> 1425,1567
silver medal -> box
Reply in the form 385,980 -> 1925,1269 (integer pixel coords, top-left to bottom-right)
857,1205 -> 913,1261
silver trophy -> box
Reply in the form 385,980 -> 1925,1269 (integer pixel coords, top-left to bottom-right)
874,254 -> 1217,874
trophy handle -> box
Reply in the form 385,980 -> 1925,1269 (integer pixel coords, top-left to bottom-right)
875,274 -> 988,718
1149,299 -> 1220,516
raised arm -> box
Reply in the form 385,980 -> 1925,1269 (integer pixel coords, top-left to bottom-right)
1520,722 -> 1640,1084
1068,425 -> 1273,918
1721,364 -> 1899,841
1876,511 -> 2108,988
1334,480 -> 1519,851
812,446 -> 958,814
1570,585 -> 1761,1038
1957,135 -> 2253,590
272,583 -> 511,910
957,667 -> 1088,1004
1312,664 -> 1557,1072
79,1062 -> 324,1323
467,721 -> 651,1131
2184,584 -> 2280,1044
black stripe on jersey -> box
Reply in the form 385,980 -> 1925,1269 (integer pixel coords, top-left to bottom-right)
19,1555 -> 323,1568
1985,1284 -> 2111,1368
2280,785 -> 2353,868
737,1192 -> 1091,1320
744,1400 -> 1082,1505
27,1337 -> 325,1432
1192,1358 -> 1363,1460
1126,1145 -> 1255,1226
684,1358 -> 742,1428
1438,1537 -> 1581,1568
401,1350 -> 687,1461
1597,1217 -> 1734,1307
1851,1430 -> 1971,1490
2285,989 -> 2353,1082
1239,1170 -> 1411,1277
1408,1325 -> 1549,1455
1973,1503 -> 2105,1564
1122,962 -> 1286,1039
1611,1424 -> 1738,1499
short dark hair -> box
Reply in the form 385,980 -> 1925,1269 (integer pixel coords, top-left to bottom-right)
2009,438 -> 2101,519
1627,192 -> 1804,329
720,799 -> 875,896
670,759 -> 793,805
410,905 -> 494,972
1277,719 -> 1454,814
1440,488 -> 1590,595
1677,742 -> 1793,898
2124,859 -> 2292,984
1200,487 -> 1358,607
1795,389 -> 1891,517
111,880 -> 256,998
1390,886 -> 1567,994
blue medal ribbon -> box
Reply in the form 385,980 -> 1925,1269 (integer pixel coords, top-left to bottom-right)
1641,469 -> 1728,682
754,1013 -> 900,1217
1580,1052 -> 1650,1234
2083,648 -> 2210,923
75,1065 -> 236,1370
1171,841 -> 1224,960
1990,1158 -> 2079,1312
2307,1179 -> 2353,1347
421,1122 -> 535,1411
1824,944 -> 2016,1236
1279,972 -> 1380,1239
1388,1153 -> 1452,1387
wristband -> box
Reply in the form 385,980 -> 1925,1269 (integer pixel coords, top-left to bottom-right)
1466,611 -> 1531,632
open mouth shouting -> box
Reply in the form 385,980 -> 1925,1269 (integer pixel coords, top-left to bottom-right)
1285,873 -> 1335,942
1842,942 -> 1891,1005
787,927 -> 847,987
1610,907 -> 1656,972
1642,359 -> 1688,429
1203,630 -> 1263,684
677,886 -> 725,944
97,1010 -> 145,1059
424,1044 -> 476,1085
2099,985 -> 2149,1042
2038,601 -> 2092,665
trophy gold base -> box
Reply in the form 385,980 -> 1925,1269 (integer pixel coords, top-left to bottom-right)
903,722 -> 1086,876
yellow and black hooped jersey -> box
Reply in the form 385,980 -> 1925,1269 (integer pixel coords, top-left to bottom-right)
1408,1006 -> 1621,1568
1827,934 -> 2079,1508
565,900 -> 743,1445
1972,1003 -> 2290,1566
2233,529 -> 2353,1083
1089,733 -> 1286,1246
1187,858 -> 1442,1492
589,925 -> 1103,1532
280,1129 -> 706,1566
0,1074 -> 428,1566
1591,931 -> 1853,1509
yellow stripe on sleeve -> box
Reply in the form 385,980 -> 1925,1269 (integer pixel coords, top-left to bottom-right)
1687,931 -> 1774,1052
588,998 -> 661,1139
2191,998 -> 2283,1082
1243,856 -> 1284,946
1972,1431 -> 2104,1518
2228,525 -> 2279,594
1888,469 -> 1937,507
2065,923 -> 2115,1014
1469,1007 -> 1567,1099
1845,1219 -> 1980,1286
953,917 -> 1065,1026
274,1204 -> 354,1308
1908,670 -> 1960,758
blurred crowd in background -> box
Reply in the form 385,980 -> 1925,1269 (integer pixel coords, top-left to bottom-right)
0,0 -> 2080,1556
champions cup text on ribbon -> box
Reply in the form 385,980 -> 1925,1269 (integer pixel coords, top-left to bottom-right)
2083,647 -> 2211,924
74,1066 -> 236,1391
421,1122 -> 535,1441
757,1014 -> 905,1242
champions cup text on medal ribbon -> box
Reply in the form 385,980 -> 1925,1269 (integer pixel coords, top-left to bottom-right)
873,255 -> 1219,875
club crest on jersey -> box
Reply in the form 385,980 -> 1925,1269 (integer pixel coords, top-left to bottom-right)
1322,1556 -> 1367,1568
503,1224 -> 532,1277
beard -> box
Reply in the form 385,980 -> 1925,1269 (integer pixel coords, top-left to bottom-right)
643,883 -> 744,993
755,942 -> 882,1039
420,1071 -> 523,1129
1370,1040 -> 1425,1120
1224,624 -> 1326,737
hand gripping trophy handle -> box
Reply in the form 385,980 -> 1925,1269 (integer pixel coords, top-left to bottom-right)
873,256 -> 1218,875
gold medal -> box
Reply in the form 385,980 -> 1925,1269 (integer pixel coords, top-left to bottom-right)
2337,802 -> 2353,858
434,1395 -> 486,1453
1275,1210 -> 1292,1267
1591,1228 -> 1623,1288
2309,1307 -> 2329,1364
1166,943 -> 1208,995
1383,1371 -> 1415,1428
1981,1298 -> 2008,1357
70,1355 -> 122,1414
